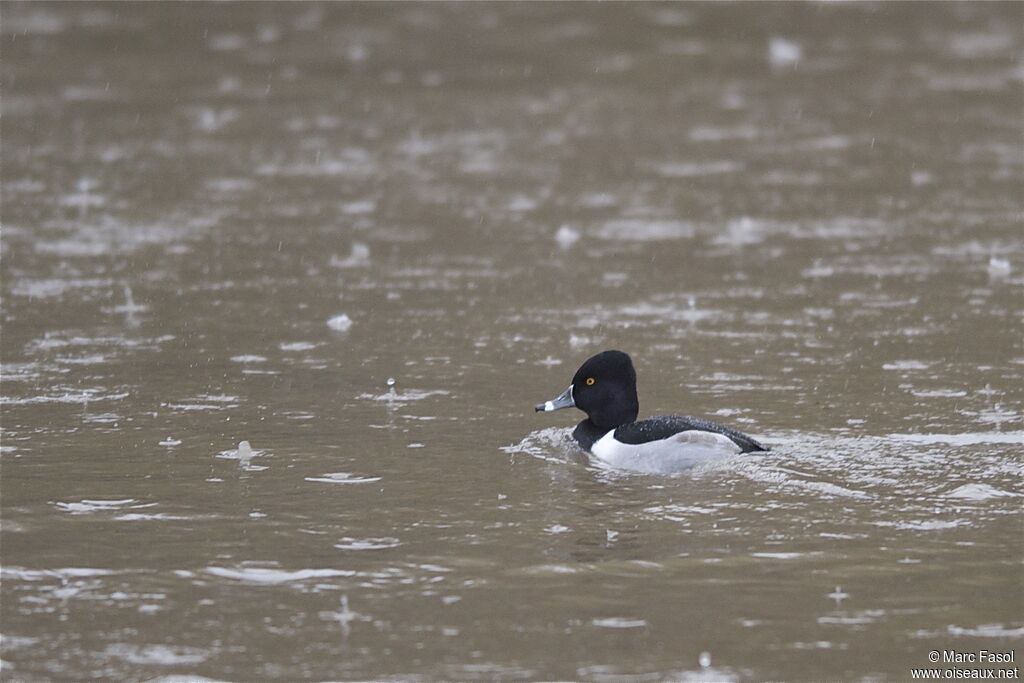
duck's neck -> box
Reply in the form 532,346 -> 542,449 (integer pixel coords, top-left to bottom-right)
573,419 -> 608,452
587,389 -> 639,432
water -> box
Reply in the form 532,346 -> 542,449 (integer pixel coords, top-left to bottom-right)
2,3 -> 1022,680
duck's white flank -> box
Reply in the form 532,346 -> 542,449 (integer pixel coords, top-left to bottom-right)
590,429 -> 741,474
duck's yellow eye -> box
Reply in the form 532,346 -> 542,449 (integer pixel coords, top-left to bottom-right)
585,377 -> 596,386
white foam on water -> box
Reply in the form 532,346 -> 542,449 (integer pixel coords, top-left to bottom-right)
341,199 -> 376,214
326,313 -> 353,331
577,192 -> 617,208
650,160 -> 743,178
873,519 -> 966,531
500,427 -> 577,465
0,389 -> 129,405
507,194 -> 537,212
987,256 -> 1011,278
229,355 -> 266,363
882,360 -> 933,371
35,240 -> 110,257
305,472 -> 382,484
591,218 -> 697,241
0,634 -> 40,651
280,341 -> 318,351
0,566 -> 129,584
592,617 -> 648,629
103,644 -> 209,665
357,388 -> 449,407
330,242 -> 370,268
113,513 -> 199,521
204,567 -> 356,585
751,552 -> 817,560
946,624 -> 1024,638
256,150 -> 377,179
891,431 -> 1024,445
908,388 -> 967,398
944,483 -> 1020,500
53,499 -> 138,515
335,537 -> 401,550
165,403 -> 227,411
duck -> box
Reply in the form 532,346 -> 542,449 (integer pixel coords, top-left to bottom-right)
535,350 -> 767,473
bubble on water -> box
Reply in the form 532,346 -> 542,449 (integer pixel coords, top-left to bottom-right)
326,314 -> 353,332
911,169 -> 934,186
769,36 -> 802,69
987,256 -> 1011,279
507,194 -> 537,212
419,71 -> 443,87
330,242 -> 370,268
213,441 -> 267,471
386,377 -> 396,387
802,260 -> 835,278
555,224 -> 580,249
699,651 -> 712,668
577,192 -> 617,209
714,216 -> 767,246
319,594 -> 371,636
159,437 -> 182,447
110,286 -> 148,326
602,272 -> 628,287
649,7 -> 692,27
257,24 -> 281,43
827,586 -> 850,606
207,33 -> 245,52
568,334 -> 591,350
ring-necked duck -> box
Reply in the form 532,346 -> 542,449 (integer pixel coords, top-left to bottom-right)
535,350 -> 767,472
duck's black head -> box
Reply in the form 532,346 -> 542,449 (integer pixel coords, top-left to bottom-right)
535,349 -> 639,430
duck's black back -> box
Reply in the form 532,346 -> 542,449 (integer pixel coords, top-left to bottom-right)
613,415 -> 768,453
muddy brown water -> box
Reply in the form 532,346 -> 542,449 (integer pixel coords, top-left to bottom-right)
2,3 -> 1022,680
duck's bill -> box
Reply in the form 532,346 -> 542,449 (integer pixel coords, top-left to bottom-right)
535,385 -> 574,412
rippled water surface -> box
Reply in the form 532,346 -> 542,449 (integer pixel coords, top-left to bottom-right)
2,3 -> 1022,680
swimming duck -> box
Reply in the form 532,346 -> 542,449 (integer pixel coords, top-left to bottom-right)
535,350 -> 767,472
